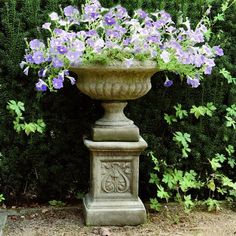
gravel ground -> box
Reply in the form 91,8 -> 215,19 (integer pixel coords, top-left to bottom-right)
2,204 -> 236,236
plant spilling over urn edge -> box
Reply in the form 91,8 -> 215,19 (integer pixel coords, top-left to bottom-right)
20,0 -> 223,92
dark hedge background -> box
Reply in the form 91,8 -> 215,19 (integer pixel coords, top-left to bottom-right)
0,0 -> 235,204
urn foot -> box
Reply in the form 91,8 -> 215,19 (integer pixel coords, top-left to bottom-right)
92,101 -> 139,141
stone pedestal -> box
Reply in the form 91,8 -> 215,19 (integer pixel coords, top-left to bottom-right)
83,137 -> 147,226
70,62 -> 157,226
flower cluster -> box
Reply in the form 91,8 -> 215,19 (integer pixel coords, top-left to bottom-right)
20,0 -> 223,91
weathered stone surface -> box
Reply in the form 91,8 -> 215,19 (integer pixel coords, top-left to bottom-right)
83,137 -> 147,226
70,62 -> 158,142
70,61 -> 158,101
0,213 -> 7,236
92,124 -> 139,141
83,195 -> 146,226
91,101 -> 140,141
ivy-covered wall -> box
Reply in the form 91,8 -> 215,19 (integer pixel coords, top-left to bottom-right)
0,0 -> 235,204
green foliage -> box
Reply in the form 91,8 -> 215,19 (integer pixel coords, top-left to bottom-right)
0,194 -> 5,203
7,100 -> 46,135
48,200 -> 66,207
173,132 -> 191,158
220,68 -> 236,84
0,0 -> 236,206
190,103 -> 216,119
204,198 -> 221,211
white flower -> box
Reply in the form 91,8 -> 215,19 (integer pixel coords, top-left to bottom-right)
160,50 -> 170,63
58,20 -> 67,26
124,58 -> 134,68
49,12 -> 59,21
19,61 -> 26,69
42,22 -> 51,30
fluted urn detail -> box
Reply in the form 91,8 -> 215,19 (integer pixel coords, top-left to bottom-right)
70,61 -> 158,141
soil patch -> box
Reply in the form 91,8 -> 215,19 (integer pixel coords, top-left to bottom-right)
3,204 -> 236,236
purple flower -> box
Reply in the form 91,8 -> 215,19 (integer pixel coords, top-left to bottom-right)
50,39 -> 62,48
136,9 -> 148,19
25,54 -> 34,63
123,38 -> 131,46
147,36 -> 160,44
52,57 -> 64,68
204,66 -> 213,75
213,46 -> 224,56
53,28 -> 64,35
187,76 -> 200,88
204,58 -> 215,67
36,79 -> 47,91
104,13 -> 116,26
160,11 -> 172,23
193,54 -> 205,67
93,39 -> 104,51
66,51 -> 80,62
115,6 -> 128,19
57,46 -> 68,54
73,39 -> 85,51
84,4 -> 99,21
29,39 -> 44,50
38,68 -> 47,77
64,5 -> 78,17
160,50 -> 170,63
32,51 -> 45,64
86,30 -> 97,37
106,29 -> 120,39
187,29 -> 204,43
154,20 -> 166,29
52,77 -> 64,89
164,79 -> 173,87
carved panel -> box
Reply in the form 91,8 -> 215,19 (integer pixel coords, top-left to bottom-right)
101,162 -> 132,193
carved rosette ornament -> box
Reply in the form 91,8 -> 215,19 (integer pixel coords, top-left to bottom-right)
101,162 -> 132,193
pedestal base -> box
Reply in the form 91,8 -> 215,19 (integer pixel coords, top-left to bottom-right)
83,137 -> 147,226
83,194 -> 146,226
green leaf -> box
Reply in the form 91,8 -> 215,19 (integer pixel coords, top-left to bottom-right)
7,100 -> 25,117
207,179 -> 216,192
220,68 -> 236,84
228,158 -> 236,168
209,158 -> 222,171
225,145 -> 235,156
215,153 -> 226,163
149,173 -> 159,185
157,185 -> 170,200
150,198 -> 162,211
164,113 -> 177,125
183,195 -> 195,211
24,123 -> 36,135
225,116 -> 236,129
190,105 -> 206,119
214,13 -> 225,22
174,103 -> 188,119
204,198 -> 221,211
162,172 -> 175,189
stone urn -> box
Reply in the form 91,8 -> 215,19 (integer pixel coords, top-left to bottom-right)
70,61 -> 158,141
70,61 -> 158,226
